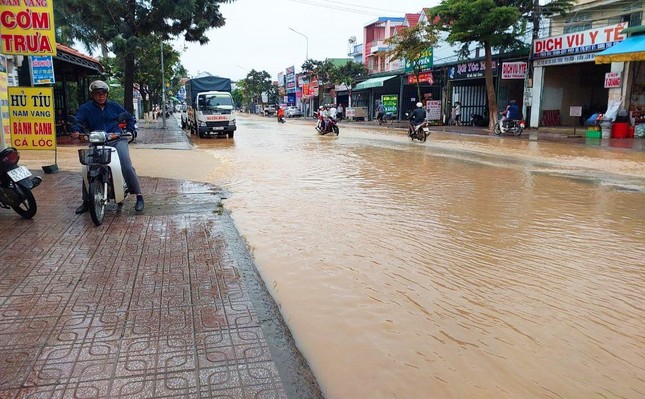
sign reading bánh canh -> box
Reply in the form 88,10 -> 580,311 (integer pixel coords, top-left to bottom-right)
0,0 -> 57,56
8,86 -> 56,150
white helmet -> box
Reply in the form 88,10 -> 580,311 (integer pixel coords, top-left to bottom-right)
319,106 -> 324,110
89,80 -> 109,94
416,102 -> 423,108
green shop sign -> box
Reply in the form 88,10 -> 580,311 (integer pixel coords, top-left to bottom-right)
381,95 -> 398,114
405,48 -> 433,73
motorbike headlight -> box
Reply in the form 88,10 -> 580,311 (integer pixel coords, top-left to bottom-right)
88,131 -> 107,143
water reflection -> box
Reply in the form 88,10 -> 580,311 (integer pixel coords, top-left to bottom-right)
199,115 -> 645,399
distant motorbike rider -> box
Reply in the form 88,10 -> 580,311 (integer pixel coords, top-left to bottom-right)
502,99 -> 520,127
409,102 -> 427,129
277,106 -> 285,123
71,80 -> 145,213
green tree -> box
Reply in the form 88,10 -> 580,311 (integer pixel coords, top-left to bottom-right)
56,0 -> 234,113
301,59 -> 337,105
385,23 -> 439,102
100,36 -> 185,112
240,70 -> 273,110
429,0 -> 522,129
333,61 -> 367,108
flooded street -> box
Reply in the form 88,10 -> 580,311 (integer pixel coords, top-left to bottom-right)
191,115 -> 644,399
21,114 -> 644,399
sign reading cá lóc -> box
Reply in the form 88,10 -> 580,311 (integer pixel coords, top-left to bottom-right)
8,87 -> 56,150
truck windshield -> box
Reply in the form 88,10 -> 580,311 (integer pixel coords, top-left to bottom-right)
199,95 -> 233,110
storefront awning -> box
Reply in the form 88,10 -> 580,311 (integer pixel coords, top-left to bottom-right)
595,35 -> 645,64
353,75 -> 396,90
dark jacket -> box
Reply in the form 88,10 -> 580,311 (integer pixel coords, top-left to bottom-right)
507,103 -> 520,120
72,100 -> 135,133
410,108 -> 426,125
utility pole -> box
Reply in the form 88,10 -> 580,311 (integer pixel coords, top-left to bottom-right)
161,41 -> 166,129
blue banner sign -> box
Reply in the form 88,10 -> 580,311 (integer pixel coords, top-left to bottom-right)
30,56 -> 55,85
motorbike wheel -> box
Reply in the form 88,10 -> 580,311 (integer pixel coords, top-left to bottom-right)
514,126 -> 522,136
420,129 -> 428,143
89,176 -> 106,226
333,125 -> 339,135
494,123 -> 502,135
8,184 -> 37,219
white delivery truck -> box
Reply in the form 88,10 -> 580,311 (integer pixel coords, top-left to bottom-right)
184,76 -> 236,138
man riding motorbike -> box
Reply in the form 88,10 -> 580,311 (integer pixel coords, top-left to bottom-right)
409,102 -> 427,136
71,80 -> 145,213
502,99 -> 520,127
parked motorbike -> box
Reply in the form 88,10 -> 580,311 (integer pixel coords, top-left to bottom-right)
0,147 -> 42,219
314,113 -> 339,135
494,113 -> 524,136
77,113 -> 134,226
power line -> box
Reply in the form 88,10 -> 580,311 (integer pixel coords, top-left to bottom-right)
286,0 -> 412,17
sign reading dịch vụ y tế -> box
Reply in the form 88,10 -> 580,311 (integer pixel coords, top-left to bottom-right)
8,87 -> 55,150
0,0 -> 57,56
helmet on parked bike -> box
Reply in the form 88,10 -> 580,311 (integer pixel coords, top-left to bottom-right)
89,80 -> 109,94
416,102 -> 423,108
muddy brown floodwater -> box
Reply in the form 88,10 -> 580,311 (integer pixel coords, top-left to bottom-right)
24,114 -> 645,399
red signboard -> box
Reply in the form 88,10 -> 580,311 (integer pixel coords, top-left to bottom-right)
407,71 -> 433,84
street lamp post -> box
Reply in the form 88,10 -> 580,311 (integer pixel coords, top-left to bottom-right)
288,27 -> 309,115
288,27 -> 308,61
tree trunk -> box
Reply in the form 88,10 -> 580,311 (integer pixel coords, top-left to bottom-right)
123,0 -> 136,114
123,52 -> 135,114
484,42 -> 497,131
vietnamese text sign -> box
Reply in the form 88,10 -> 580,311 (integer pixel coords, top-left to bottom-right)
426,100 -> 441,120
501,62 -> 527,79
30,55 -> 54,84
448,60 -> 497,80
8,87 -> 56,150
405,48 -> 433,73
381,95 -> 398,114
0,0 -> 57,56
0,55 -> 9,146
533,23 -> 626,59
406,71 -> 433,84
604,72 -> 621,88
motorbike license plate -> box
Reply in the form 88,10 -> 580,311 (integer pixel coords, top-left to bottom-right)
7,165 -> 32,182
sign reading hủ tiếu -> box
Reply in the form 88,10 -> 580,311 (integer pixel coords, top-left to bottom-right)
8,86 -> 56,150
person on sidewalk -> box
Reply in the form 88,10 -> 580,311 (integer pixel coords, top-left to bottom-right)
71,80 -> 145,213
376,102 -> 385,125
454,102 -> 461,126
336,103 -> 344,120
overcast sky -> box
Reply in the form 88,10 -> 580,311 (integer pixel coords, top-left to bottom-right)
176,0 -> 439,81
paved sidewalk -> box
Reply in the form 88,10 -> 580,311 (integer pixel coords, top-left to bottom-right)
0,121 -> 322,398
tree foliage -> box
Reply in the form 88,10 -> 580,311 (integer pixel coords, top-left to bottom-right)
429,0 -> 521,129
385,23 -> 439,101
55,0 -> 234,112
239,70 -> 274,108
